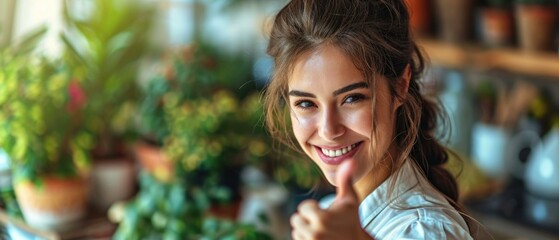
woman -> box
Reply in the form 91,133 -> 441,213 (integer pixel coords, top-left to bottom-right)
263,0 -> 475,239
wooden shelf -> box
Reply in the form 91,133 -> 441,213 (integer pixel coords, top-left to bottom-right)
418,38 -> 559,80
0,208 -> 115,240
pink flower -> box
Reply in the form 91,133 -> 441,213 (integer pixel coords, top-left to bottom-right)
67,80 -> 87,113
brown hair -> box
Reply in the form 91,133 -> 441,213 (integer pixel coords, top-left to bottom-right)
264,0 -> 468,225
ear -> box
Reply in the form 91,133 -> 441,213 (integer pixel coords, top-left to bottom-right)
393,64 -> 411,111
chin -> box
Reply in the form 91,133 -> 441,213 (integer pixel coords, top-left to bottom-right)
321,169 -> 338,186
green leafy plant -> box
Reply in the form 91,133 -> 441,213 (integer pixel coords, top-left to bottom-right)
137,43 -> 255,144
113,171 -> 272,239
61,0 -> 155,157
1,185 -> 23,220
136,46 -> 214,144
0,51 -> 93,183
272,151 -> 323,191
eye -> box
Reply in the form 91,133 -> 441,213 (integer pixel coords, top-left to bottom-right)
294,100 -> 316,110
343,94 -> 367,104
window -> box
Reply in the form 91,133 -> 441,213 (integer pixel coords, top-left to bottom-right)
0,0 -> 17,47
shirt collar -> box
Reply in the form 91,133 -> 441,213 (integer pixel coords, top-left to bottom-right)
358,160 -> 420,228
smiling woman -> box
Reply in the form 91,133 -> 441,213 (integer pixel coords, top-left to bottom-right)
263,0 -> 477,239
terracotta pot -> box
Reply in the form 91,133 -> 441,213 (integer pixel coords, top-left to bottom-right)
479,7 -> 514,47
515,4 -> 558,52
434,0 -> 475,43
208,200 -> 242,220
14,176 -> 88,230
133,141 -> 173,183
406,0 -> 432,36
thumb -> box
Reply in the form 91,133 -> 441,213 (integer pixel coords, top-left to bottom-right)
332,160 -> 358,207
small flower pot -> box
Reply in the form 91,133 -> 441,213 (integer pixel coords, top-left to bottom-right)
133,140 -> 174,183
515,4 -> 558,52
479,7 -> 515,47
14,176 -> 88,230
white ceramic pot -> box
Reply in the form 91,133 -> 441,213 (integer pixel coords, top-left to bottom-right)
90,159 -> 136,210
470,123 -> 511,179
525,128 -> 559,200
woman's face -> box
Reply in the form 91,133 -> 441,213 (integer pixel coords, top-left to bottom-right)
288,44 -> 399,192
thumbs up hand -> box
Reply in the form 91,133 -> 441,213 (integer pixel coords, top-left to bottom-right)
290,160 -> 374,240
331,157 -> 359,209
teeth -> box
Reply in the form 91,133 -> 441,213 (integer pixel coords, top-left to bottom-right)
321,144 -> 357,157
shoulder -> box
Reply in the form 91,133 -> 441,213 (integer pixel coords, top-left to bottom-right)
362,179 -> 472,239
393,213 -> 473,240
369,207 -> 473,240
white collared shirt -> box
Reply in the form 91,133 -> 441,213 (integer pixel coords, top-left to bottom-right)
320,161 -> 473,239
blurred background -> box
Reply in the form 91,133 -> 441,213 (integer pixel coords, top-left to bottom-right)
0,0 -> 558,239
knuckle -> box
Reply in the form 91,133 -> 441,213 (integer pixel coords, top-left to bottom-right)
290,214 -> 300,226
298,199 -> 315,211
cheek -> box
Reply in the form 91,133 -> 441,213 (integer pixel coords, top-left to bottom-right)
290,113 -> 313,145
343,108 -> 373,136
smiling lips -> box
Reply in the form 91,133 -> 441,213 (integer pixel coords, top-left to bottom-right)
316,142 -> 362,165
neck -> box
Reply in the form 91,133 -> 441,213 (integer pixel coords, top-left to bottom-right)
354,146 -> 400,202
354,162 -> 391,202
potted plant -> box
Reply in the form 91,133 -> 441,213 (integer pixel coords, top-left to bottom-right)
115,73 -> 274,238
478,0 -> 515,47
0,50 -> 92,230
61,0 -> 155,210
434,0 -> 476,43
113,90 -> 277,238
405,0 -> 433,36
134,42 -> 256,182
515,0 -> 558,52
133,46 -> 205,184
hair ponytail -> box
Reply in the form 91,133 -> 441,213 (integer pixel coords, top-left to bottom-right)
412,94 -> 458,201
398,42 -> 461,205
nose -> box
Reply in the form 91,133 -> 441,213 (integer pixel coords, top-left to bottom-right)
318,107 -> 345,141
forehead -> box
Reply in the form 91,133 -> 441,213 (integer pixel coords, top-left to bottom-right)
288,44 -> 365,90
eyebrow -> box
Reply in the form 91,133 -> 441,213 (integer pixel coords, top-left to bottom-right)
288,82 -> 369,98
332,82 -> 368,96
